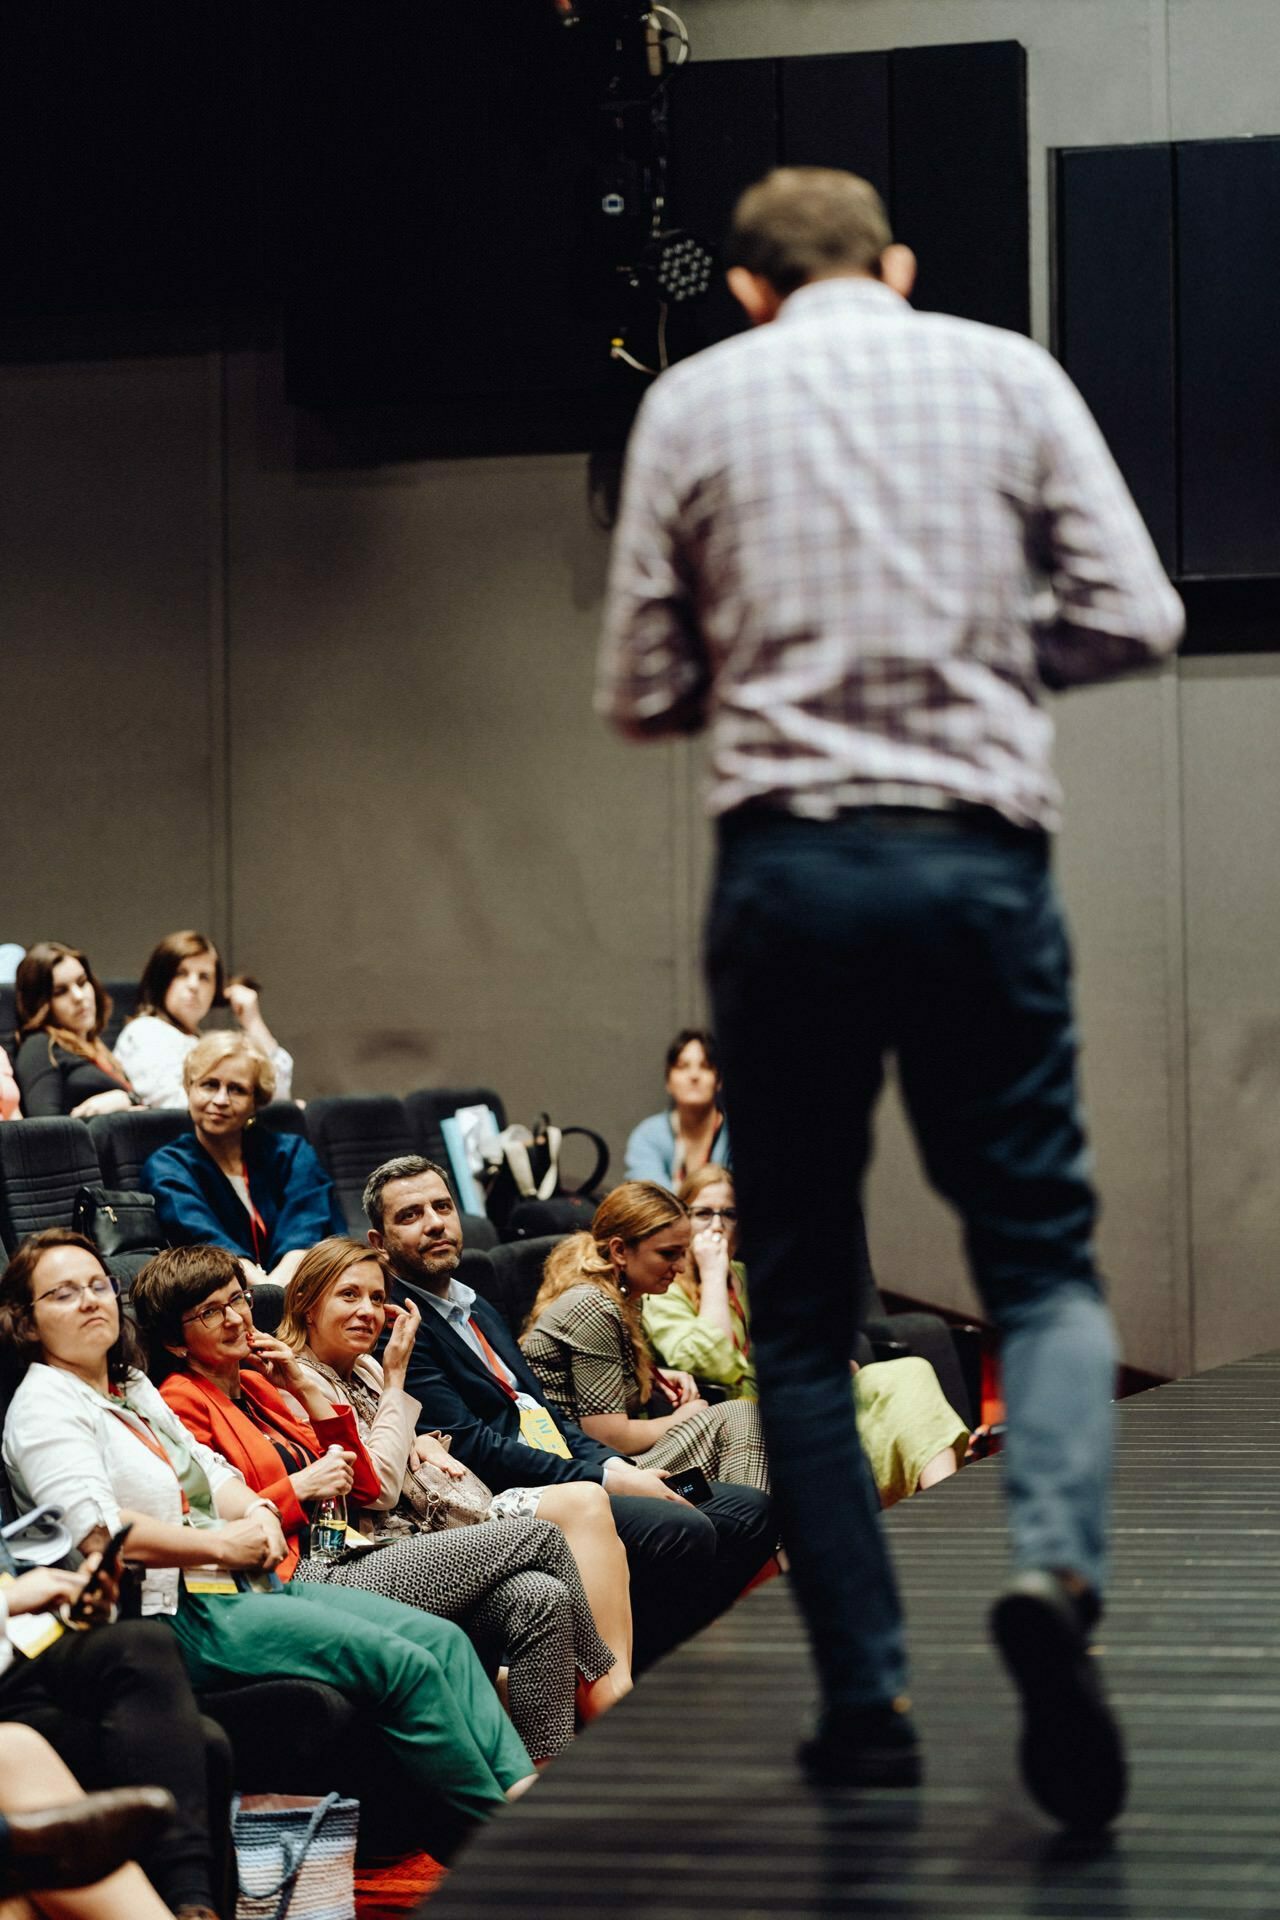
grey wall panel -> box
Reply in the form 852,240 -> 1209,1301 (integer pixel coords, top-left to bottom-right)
0,356 -> 221,975
1180,655 -> 1280,1369
222,353 -> 697,1158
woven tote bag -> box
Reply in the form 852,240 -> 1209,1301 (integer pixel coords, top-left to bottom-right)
233,1791 -> 358,1920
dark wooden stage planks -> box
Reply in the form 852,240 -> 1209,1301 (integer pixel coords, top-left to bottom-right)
421,1351 -> 1280,1919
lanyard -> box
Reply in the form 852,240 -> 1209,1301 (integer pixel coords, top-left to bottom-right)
108,1399 -> 190,1513
469,1319 -> 518,1401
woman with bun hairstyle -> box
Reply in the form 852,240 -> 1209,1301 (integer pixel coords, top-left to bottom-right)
115,932 -> 292,1110
12,944 -> 136,1121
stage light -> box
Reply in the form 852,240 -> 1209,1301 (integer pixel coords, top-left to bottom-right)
649,229 -> 715,303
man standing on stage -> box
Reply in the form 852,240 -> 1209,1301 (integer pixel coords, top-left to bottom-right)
597,168 -> 1182,1829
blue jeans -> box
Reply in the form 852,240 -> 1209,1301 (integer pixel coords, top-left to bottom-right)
708,808 -> 1118,1711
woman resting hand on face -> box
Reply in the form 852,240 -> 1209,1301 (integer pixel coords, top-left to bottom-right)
279,1238 -> 634,1746
12,943 -> 136,1121
643,1169 -> 969,1506
114,930 -> 293,1112
0,1229 -> 536,1848
132,1239 -> 628,1761
140,1034 -> 343,1290
520,1183 -> 769,1493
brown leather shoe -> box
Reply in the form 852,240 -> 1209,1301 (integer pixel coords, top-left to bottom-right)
1,1784 -> 176,1894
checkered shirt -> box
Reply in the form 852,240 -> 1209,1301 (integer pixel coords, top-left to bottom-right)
597,279 -> 1184,831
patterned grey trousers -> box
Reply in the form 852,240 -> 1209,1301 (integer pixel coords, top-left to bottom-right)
293,1514 -> 612,1759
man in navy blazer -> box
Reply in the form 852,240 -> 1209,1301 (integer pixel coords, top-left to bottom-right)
364,1155 -> 776,1673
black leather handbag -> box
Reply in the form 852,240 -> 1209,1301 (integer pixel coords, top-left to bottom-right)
73,1184 -> 161,1258
481,1116 -> 610,1239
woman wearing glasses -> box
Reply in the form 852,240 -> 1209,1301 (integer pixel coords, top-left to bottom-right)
646,1168 -> 968,1505
141,1034 -> 343,1290
520,1183 -> 769,1492
0,1230 -> 536,1854
130,1244 -> 625,1762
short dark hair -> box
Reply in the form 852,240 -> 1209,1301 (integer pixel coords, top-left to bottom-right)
362,1155 -> 455,1233
0,1229 -> 142,1387
726,167 -> 893,297
133,931 -> 226,1027
665,1027 -> 720,1074
131,1244 -> 247,1382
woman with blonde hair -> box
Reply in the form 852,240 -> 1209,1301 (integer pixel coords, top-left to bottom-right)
280,1239 -> 632,1726
12,945 -> 136,1121
140,1035 -> 342,1288
644,1167 -> 968,1505
520,1182 -> 768,1491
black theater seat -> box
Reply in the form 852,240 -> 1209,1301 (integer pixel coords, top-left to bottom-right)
307,1094 -> 496,1247
304,1095 -> 418,1235
405,1086 -> 507,1169
0,1117 -> 101,1254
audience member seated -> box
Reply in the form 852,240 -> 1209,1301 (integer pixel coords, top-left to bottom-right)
0,1229 -> 536,1842
133,1242 -> 626,1761
0,1053 -> 17,1123
650,1169 -> 969,1506
624,1028 -> 730,1185
141,1036 -> 343,1289
115,932 -> 293,1111
0,1547 -> 223,1920
362,1155 -> 776,1676
0,1724 -> 175,1920
12,947 -> 136,1122
521,1183 -> 769,1492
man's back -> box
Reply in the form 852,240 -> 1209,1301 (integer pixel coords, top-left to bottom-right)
600,277 -> 1182,830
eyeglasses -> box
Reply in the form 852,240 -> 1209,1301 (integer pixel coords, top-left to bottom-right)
689,1205 -> 738,1226
30,1275 -> 118,1311
182,1289 -> 253,1332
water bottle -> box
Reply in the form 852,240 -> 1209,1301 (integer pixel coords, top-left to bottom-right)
309,1446 -> 348,1560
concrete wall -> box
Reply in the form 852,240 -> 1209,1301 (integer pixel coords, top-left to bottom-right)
4,0 -> 1278,1377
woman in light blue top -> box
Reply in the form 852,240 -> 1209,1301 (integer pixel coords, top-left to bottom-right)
624,1029 -> 731,1184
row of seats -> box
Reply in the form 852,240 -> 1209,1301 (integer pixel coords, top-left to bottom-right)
0,1085 -> 508,1256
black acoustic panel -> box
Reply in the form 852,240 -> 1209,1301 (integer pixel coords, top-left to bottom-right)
284,0 -> 626,416
889,41 -> 1029,335
1178,138 -> 1280,578
779,52 -> 891,199
1056,144 -> 1177,572
0,2 -> 265,356
664,57 -> 780,352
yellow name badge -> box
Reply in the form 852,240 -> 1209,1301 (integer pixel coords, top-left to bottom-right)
515,1395 -> 572,1458
182,1568 -> 239,1596
0,1573 -> 64,1659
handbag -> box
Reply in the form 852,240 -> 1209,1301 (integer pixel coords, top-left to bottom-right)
480,1114 -> 609,1236
400,1446 -> 494,1531
233,1791 -> 358,1920
73,1184 -> 161,1258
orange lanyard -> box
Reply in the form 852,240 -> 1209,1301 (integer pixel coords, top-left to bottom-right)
109,1400 -> 190,1513
469,1320 -> 518,1402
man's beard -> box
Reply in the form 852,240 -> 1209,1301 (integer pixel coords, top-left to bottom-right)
390,1237 -> 459,1283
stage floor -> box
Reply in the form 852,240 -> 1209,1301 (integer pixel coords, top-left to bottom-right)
422,1352 -> 1280,1919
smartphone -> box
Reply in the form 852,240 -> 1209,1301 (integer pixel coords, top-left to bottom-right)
663,1466 -> 714,1506
67,1523 -> 133,1625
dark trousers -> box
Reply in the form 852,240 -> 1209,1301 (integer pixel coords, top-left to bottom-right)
609,1485 -> 776,1672
708,808 -> 1118,1710
0,1617 -> 232,1915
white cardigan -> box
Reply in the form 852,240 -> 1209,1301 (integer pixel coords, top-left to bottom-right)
3,1365 -> 243,1617
115,1015 -> 294,1109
